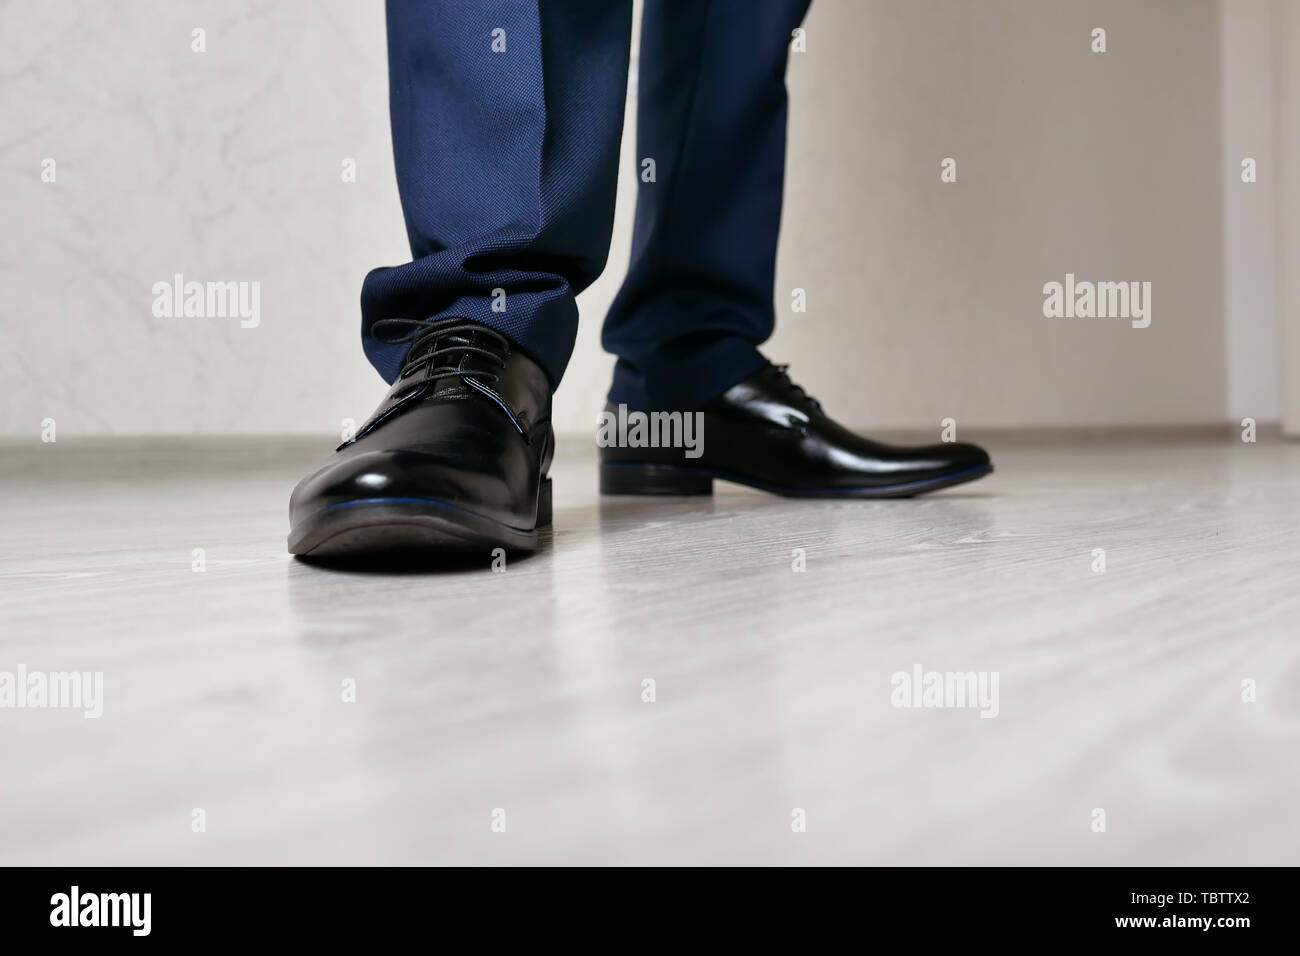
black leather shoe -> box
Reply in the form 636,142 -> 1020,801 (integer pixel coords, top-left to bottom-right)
289,320 -> 553,558
598,362 -> 991,498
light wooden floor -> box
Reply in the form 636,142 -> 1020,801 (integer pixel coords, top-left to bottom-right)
1,432 -> 1297,865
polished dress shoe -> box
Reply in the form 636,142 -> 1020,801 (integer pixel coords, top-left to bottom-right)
289,319 -> 553,557
599,362 -> 992,498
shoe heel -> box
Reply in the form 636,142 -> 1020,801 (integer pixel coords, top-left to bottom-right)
536,477 -> 553,527
600,463 -> 714,496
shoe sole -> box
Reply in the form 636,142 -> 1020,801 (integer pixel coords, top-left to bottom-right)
289,479 -> 551,558
599,462 -> 993,498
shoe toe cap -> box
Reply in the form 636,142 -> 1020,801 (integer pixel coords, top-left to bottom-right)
948,441 -> 991,471
289,449 -> 518,528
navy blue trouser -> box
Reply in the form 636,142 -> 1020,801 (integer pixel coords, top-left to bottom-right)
361,0 -> 811,410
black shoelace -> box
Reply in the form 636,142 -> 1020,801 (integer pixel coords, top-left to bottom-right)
768,362 -> 822,411
370,317 -> 508,397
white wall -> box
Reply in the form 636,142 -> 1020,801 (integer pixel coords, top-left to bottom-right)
1220,0 -> 1279,424
1276,0 -> 1300,435
771,0 -> 1225,429
0,0 -> 1268,437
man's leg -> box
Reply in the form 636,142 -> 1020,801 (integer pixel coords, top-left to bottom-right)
363,0 -> 633,390
602,0 -> 811,411
290,0 -> 633,559
597,0 -> 993,499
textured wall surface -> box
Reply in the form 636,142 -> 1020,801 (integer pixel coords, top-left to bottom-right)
1,0 -> 1231,436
